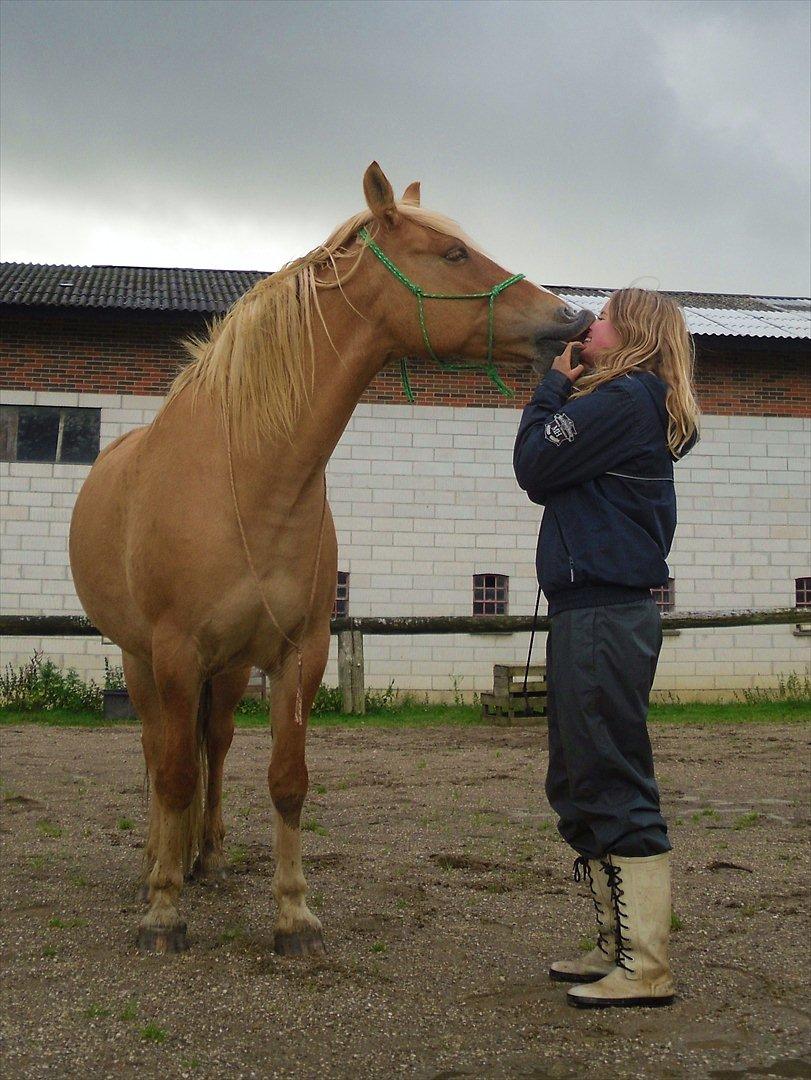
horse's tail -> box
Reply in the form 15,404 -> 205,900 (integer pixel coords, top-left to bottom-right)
179,678 -> 211,877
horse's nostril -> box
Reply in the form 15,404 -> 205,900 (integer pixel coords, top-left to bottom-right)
560,305 -> 579,321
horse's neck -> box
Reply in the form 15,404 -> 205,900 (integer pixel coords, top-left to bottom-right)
244,283 -> 395,501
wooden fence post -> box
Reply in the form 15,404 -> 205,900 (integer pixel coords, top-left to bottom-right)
338,630 -> 365,715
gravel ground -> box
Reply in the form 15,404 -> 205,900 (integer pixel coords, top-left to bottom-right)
1,721 -> 809,1080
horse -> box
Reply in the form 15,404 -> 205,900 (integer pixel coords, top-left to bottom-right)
69,162 -> 593,955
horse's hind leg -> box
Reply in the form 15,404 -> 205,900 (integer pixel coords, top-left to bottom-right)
122,651 -> 162,899
136,629 -> 206,953
267,629 -> 329,957
191,664 -> 252,880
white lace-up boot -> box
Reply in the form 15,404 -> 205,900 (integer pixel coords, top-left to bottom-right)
567,852 -> 675,1008
549,857 -> 615,983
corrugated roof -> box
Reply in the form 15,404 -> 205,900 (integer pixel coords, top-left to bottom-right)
557,288 -> 811,340
1,261 -> 808,339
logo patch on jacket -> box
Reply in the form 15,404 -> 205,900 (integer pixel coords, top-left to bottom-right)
544,413 -> 577,446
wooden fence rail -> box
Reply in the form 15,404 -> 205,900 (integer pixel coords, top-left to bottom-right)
1,609 -> 808,639
1,609 -> 808,715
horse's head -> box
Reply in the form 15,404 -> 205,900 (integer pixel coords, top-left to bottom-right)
359,162 -> 593,373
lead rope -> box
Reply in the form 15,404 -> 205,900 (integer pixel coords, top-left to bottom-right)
522,582 -> 542,715
223,406 -> 327,725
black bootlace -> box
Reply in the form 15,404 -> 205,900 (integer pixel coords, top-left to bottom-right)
601,858 -> 633,972
572,857 -> 611,959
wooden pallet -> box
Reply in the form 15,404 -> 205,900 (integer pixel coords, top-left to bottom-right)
481,663 -> 547,726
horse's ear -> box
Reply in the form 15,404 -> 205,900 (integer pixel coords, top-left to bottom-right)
363,162 -> 399,228
401,181 -> 421,207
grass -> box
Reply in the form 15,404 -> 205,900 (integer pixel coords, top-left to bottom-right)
219,924 -> 244,944
37,819 -> 62,838
302,817 -> 327,835
1,700 -> 808,730
140,1023 -> 167,1044
647,699 -> 810,725
85,1004 -> 111,1019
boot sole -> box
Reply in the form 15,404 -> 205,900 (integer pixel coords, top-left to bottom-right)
568,994 -> 675,1009
549,969 -> 606,984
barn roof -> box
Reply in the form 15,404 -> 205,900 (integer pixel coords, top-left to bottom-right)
1,261 -> 809,339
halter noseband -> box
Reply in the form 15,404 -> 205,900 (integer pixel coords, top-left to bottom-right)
357,226 -> 524,403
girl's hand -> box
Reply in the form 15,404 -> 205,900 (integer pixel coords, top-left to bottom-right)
552,341 -> 588,382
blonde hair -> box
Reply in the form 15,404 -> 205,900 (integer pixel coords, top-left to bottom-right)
162,204 -> 471,448
574,288 -> 700,457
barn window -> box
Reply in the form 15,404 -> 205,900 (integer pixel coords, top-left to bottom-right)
651,578 -> 675,614
0,405 -> 100,464
333,571 -> 350,617
473,573 -> 509,616
796,577 -> 811,609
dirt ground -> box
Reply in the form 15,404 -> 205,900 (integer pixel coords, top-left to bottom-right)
1,721 -> 809,1080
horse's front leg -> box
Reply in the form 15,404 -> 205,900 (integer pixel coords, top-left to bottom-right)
136,631 -> 205,953
268,630 -> 329,957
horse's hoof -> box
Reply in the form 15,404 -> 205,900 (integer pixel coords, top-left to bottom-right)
136,923 -> 188,954
189,864 -> 227,884
274,929 -> 325,957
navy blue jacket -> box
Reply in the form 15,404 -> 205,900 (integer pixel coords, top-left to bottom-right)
513,368 -> 694,615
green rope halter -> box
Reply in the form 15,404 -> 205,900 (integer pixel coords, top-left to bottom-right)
358,226 -> 525,403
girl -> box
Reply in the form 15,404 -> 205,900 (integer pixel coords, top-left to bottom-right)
513,288 -> 699,1008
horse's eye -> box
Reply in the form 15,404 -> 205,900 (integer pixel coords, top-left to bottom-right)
444,247 -> 468,263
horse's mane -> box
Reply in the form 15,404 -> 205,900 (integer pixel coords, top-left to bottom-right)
162,204 -> 472,447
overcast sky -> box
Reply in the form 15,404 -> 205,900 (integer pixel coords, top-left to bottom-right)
1,0 -> 809,295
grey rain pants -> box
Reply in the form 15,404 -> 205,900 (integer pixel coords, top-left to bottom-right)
544,598 -> 671,860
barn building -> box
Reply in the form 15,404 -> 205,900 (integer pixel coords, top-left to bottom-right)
1,262 -> 809,701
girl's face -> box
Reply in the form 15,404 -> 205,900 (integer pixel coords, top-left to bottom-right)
580,304 -> 621,365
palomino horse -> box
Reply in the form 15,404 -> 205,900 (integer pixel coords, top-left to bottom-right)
69,163 -> 592,955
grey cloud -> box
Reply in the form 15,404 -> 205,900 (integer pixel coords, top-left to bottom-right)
1,0 -> 808,293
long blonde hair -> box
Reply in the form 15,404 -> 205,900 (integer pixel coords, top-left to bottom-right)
573,288 -> 700,458
162,204 -> 471,448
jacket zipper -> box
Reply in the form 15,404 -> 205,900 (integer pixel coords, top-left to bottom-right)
553,514 -> 576,584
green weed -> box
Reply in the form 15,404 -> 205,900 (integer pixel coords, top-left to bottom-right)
140,1023 -> 167,1043
37,820 -> 62,838
733,812 -> 763,830
85,1004 -> 111,1019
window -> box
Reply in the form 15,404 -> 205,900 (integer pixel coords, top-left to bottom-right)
333,571 -> 350,617
796,577 -> 811,609
651,578 -> 675,614
0,405 -> 100,464
473,573 -> 509,616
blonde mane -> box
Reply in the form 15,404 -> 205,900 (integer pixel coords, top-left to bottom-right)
162,204 -> 471,447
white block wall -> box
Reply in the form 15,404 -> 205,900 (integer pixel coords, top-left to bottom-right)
2,390 -> 809,700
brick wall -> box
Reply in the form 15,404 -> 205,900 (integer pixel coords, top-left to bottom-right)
2,307 -> 809,417
1,389 -> 809,700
